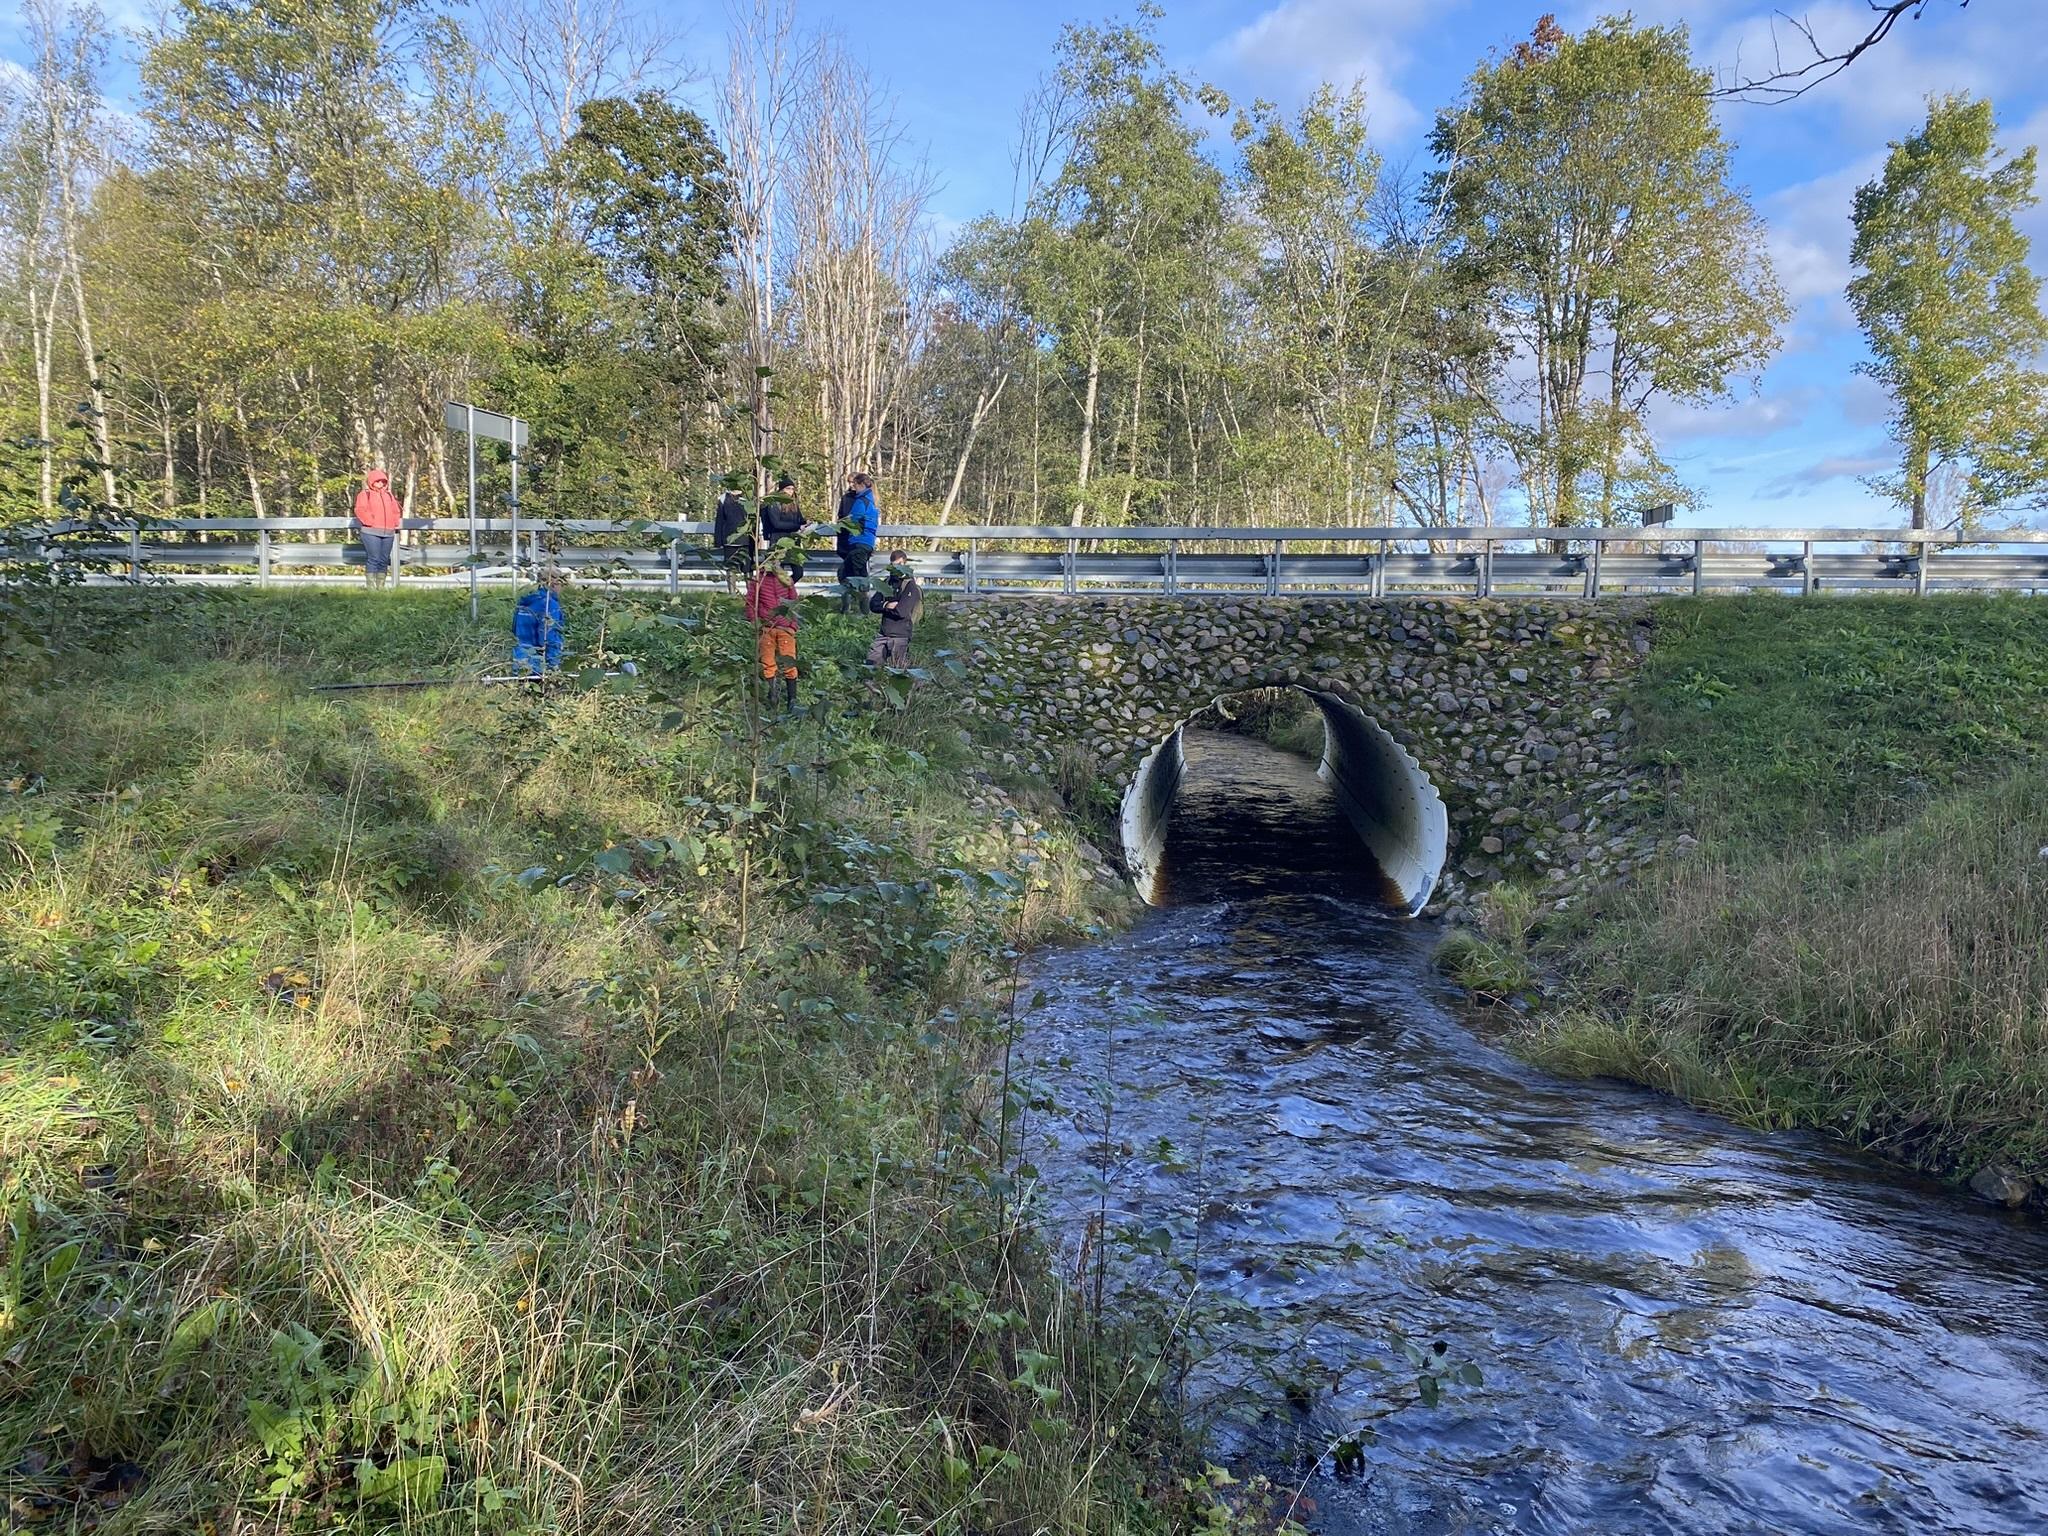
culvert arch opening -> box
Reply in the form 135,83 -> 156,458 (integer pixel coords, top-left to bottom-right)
1118,686 -> 1448,915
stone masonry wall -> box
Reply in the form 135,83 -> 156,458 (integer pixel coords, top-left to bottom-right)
944,595 -> 1669,916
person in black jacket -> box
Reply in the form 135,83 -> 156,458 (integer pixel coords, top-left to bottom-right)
712,487 -> 751,591
759,475 -> 806,578
864,550 -> 922,667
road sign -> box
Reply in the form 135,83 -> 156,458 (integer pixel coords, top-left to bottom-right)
444,400 -> 527,450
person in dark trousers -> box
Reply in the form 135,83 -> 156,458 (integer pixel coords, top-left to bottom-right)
513,573 -> 566,674
865,550 -> 922,667
712,486 -> 751,591
835,472 -> 879,612
759,475 -> 806,578
744,556 -> 802,712
352,467 -> 402,589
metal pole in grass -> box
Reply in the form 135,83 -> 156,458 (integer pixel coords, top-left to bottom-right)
467,402 -> 478,622
508,432 -> 521,598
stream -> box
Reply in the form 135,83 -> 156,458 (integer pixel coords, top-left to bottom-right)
1018,730 -> 2048,1535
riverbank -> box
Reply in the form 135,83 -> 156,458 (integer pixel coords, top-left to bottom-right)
0,588 -> 1229,1533
1450,596 -> 2048,1206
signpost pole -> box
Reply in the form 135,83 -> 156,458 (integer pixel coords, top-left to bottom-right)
446,401 -> 526,602
508,422 -> 521,596
466,403 -> 478,622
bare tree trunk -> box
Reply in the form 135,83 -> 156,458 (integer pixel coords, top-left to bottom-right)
786,36 -> 931,500
1599,327 -> 1627,526
157,387 -> 176,510
936,371 -> 1007,531
28,276 -> 58,510
484,0 -> 672,190
1030,344 -> 1043,516
1117,307 -> 1149,524
231,393 -> 268,519
27,0 -> 117,509
60,248 -> 114,507
720,0 -> 808,497
1071,312 -> 1103,526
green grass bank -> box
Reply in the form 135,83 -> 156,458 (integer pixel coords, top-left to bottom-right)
0,587 -> 1272,1534
1455,596 -> 2048,1199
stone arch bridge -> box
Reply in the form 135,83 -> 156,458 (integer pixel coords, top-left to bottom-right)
946,596 -> 1664,916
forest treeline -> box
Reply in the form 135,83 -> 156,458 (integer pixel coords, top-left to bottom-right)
1,0 -> 2040,531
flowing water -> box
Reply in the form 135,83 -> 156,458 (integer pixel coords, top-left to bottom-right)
1019,730 -> 2048,1535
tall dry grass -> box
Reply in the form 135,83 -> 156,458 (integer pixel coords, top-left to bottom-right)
1521,596 -> 2048,1188
1,589 -> 1186,1535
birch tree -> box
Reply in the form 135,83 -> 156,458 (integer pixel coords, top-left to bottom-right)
786,42 -> 932,496
1849,94 -> 2048,528
718,0 -> 809,497
1432,16 -> 1785,523
18,0 -> 118,509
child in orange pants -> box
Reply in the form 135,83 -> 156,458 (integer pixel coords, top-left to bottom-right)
743,560 -> 801,711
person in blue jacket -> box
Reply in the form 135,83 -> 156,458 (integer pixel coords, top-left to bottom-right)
513,574 -> 566,674
834,472 -> 879,613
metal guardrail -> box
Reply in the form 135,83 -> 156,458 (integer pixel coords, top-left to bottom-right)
6,516 -> 2048,598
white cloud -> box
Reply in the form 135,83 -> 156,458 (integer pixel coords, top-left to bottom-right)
1759,154 -> 1881,328
1561,0 -> 1750,34
1840,373 -> 1893,428
1700,2 -> 2047,133
1760,450 -> 1893,499
920,207 -> 965,252
2009,103 -> 2048,262
1747,90 -> 2048,359
1213,0 -> 1447,141
1651,386 -> 1816,443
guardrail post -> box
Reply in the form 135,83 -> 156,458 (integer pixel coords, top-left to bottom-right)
1916,538 -> 1929,597
1165,539 -> 1178,597
1802,540 -> 1815,597
1373,541 -> 1386,599
965,539 -> 978,596
1693,539 -> 1704,596
128,527 -> 142,582
258,525 -> 271,588
667,538 -> 680,597
1267,539 -> 1281,597
1586,540 -> 1601,599
1478,539 -> 1493,597
1062,539 -> 1076,597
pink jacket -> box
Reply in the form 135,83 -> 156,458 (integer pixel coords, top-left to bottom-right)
744,571 -> 799,630
353,469 -> 402,532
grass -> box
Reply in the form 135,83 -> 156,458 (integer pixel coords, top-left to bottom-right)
1517,595 -> 2048,1189
0,585 -> 1253,1534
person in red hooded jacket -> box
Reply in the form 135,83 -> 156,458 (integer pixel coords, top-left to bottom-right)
352,468 -> 403,589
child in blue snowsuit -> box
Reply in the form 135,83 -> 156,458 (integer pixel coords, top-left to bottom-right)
513,578 -> 565,674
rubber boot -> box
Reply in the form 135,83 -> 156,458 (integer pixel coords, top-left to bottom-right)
783,676 -> 798,714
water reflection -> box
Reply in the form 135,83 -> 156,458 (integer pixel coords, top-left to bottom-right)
1022,730 -> 2048,1535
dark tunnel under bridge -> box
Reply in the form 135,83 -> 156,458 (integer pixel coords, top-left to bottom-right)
1118,686 -> 1450,916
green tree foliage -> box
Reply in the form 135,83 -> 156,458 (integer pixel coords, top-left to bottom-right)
140,0 -> 505,509
2,0 -> 1979,540
1849,93 -> 2048,529
497,91 -> 736,515
563,93 -> 733,402
1014,12 -> 1226,524
1432,16 -> 1787,524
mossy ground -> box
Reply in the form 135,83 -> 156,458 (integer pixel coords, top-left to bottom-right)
1503,595 -> 2048,1188
0,586 -> 1280,1534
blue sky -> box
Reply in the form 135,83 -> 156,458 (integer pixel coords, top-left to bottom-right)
11,0 -> 2043,530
